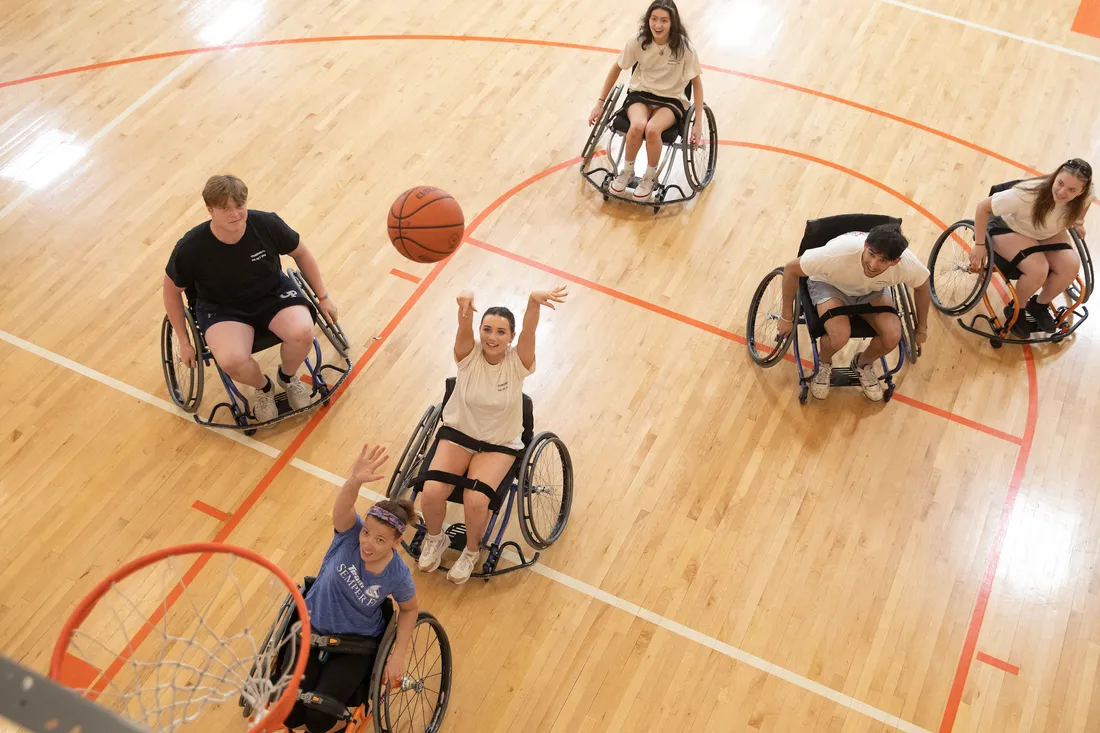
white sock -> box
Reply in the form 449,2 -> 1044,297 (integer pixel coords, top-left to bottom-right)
624,159 -> 635,171
645,165 -> 657,175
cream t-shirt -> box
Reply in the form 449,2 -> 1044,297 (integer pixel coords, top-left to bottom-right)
441,345 -> 533,449
617,37 -> 701,105
799,232 -> 930,297
991,184 -> 1070,241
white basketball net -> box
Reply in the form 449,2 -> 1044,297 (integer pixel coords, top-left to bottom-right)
62,553 -> 304,732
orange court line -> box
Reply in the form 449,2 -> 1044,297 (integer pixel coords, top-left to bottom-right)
975,651 -> 1021,676
0,34 -> 1041,176
389,268 -> 421,283
191,500 -> 230,521
57,652 -> 102,690
1073,0 -> 1100,38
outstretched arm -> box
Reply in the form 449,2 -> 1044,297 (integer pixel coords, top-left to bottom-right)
454,291 -> 477,363
333,444 -> 389,533
517,287 -> 568,371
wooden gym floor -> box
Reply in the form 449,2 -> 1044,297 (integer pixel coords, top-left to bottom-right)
1,0 -> 1099,731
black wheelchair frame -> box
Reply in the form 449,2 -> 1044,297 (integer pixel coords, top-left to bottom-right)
159,269 -> 352,435
241,576 -> 452,733
926,180 -> 1093,348
580,75 -> 718,214
387,378 -> 574,581
746,214 -> 921,404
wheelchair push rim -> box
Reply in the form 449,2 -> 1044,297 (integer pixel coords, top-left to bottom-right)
387,404 -> 442,501
928,220 -> 992,316
160,311 -> 204,412
290,269 -> 350,358
683,103 -> 718,192
746,267 -> 795,367
893,283 -> 921,365
518,431 -> 574,550
581,83 -> 622,171
370,612 -> 452,733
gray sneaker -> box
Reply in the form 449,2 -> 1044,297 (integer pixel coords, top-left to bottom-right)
851,352 -> 884,401
277,372 -> 312,411
632,169 -> 657,199
446,548 -> 480,585
809,363 -> 831,400
610,165 -> 634,194
252,381 -> 278,422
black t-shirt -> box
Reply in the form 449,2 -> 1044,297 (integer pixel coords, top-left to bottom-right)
165,210 -> 300,311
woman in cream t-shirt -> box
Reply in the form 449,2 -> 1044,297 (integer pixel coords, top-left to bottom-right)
970,158 -> 1092,334
587,0 -> 705,200
415,286 -> 568,584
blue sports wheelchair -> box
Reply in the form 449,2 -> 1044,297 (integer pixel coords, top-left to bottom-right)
160,269 -> 352,434
387,378 -> 574,580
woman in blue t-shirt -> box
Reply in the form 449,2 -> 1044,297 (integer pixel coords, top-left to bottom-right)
283,444 -> 419,733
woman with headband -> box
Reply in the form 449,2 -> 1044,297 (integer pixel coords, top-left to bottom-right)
284,444 -> 419,733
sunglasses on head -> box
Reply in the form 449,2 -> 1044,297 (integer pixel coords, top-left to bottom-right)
1062,158 -> 1092,181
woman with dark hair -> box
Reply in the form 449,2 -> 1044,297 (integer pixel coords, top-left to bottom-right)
588,0 -> 704,200
416,286 -> 568,584
970,158 -> 1093,334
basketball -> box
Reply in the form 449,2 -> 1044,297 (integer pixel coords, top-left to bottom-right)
387,186 -> 465,263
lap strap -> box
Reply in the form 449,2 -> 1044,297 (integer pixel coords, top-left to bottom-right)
436,425 -> 520,457
1010,242 -> 1072,268
311,633 -> 380,656
818,304 -> 898,327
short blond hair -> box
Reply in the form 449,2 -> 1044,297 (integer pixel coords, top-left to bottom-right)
202,175 -> 248,208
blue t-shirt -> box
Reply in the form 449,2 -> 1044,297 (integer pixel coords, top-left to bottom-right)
305,515 -> 416,637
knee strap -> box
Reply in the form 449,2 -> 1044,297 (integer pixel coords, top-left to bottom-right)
1010,242 -> 1072,268
421,470 -> 498,504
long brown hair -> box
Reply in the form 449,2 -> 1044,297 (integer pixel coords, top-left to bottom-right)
1020,158 -> 1093,229
638,0 -> 691,60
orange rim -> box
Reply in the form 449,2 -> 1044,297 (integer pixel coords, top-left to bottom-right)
49,542 -> 311,733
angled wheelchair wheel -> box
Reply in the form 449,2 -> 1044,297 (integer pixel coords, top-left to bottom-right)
290,269 -> 350,358
370,612 -> 451,733
518,431 -> 573,550
160,311 -> 204,412
239,582 -> 304,717
746,267 -> 794,367
927,220 -> 992,316
1068,227 -> 1092,304
582,84 -> 622,170
894,284 -> 920,364
683,103 -> 718,191
387,404 -> 441,500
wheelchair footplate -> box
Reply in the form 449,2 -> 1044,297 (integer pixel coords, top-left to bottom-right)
405,523 -> 540,582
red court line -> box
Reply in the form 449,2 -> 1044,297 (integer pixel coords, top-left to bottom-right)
57,652 -> 101,690
389,268 -> 421,284
975,651 -> 1020,676
939,345 -> 1037,732
890,394 -> 1022,445
191,500 -> 230,521
0,35 -> 1041,178
1072,0 -> 1100,38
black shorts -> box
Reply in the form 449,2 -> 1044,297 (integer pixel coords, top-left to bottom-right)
987,215 -> 1014,238
195,274 -> 313,334
622,91 -> 687,128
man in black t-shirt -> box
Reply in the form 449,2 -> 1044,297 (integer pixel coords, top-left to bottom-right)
163,175 -> 340,423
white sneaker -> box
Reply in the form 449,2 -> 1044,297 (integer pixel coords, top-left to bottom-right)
446,548 -> 480,585
632,169 -> 657,199
610,165 -> 634,194
277,372 -> 312,411
417,532 -> 448,573
809,363 -> 831,400
252,381 -> 278,422
851,353 -> 884,402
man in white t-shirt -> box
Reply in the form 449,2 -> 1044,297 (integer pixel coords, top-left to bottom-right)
777,223 -> 931,401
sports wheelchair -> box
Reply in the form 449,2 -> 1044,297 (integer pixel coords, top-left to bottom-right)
240,576 -> 452,733
580,76 -> 718,213
927,180 -> 1093,348
387,378 -> 574,580
746,214 -> 921,404
160,269 -> 352,435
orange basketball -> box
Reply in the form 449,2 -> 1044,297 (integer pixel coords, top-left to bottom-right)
387,186 -> 465,264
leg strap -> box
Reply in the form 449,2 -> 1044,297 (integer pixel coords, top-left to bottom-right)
818,304 -> 898,328
1010,242 -> 1072,268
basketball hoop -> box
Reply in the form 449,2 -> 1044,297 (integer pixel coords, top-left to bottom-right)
50,543 -> 310,733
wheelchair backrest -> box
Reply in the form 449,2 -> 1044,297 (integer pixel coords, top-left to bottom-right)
628,62 -> 693,100
442,376 -> 535,448
989,180 -> 1023,196
797,214 -> 902,256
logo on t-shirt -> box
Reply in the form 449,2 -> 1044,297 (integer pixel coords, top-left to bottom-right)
250,250 -> 267,262
337,563 -> 381,607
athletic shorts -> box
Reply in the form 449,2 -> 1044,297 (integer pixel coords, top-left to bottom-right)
806,280 -> 889,308
622,91 -> 687,129
195,274 -> 313,334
